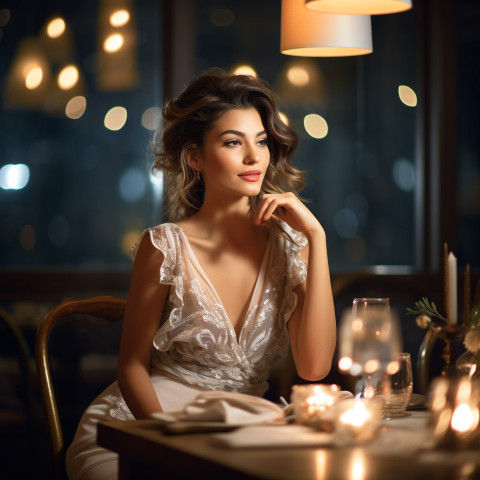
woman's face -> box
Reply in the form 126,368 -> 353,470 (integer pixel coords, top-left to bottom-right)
192,107 -> 270,202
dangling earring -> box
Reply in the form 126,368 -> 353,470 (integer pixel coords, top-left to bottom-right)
195,170 -> 201,182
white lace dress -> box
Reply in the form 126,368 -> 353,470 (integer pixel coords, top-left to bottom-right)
65,222 -> 307,480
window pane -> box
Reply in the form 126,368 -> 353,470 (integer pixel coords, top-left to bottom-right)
195,1 -> 418,270
456,1 -> 480,268
1,1 -> 419,271
0,1 -> 163,267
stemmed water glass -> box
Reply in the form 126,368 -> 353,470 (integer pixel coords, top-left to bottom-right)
338,298 -> 401,399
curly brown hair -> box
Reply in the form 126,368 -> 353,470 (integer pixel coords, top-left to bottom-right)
152,69 -> 305,231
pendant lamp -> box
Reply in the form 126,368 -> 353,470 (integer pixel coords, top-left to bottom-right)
281,0 -> 372,57
305,0 -> 412,15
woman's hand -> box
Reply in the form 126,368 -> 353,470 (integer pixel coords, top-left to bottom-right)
254,192 -> 324,239
255,193 -> 336,381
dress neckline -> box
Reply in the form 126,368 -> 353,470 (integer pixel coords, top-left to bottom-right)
170,223 -> 272,341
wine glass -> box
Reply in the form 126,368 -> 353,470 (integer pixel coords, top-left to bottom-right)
338,298 -> 401,399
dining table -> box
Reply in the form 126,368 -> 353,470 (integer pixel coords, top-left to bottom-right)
97,409 -> 480,480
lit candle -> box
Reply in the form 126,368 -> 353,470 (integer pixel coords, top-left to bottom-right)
448,252 -> 457,326
334,398 -> 381,444
291,384 -> 340,429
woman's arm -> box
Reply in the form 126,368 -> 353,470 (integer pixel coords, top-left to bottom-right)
117,234 -> 170,419
254,193 -> 336,380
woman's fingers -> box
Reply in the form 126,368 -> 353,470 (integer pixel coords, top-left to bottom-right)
255,192 -> 324,238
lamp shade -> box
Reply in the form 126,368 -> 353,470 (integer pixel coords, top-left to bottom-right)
281,0 -> 372,57
305,0 -> 412,15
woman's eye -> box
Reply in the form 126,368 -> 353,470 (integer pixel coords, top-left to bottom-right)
225,139 -> 240,146
258,138 -> 269,146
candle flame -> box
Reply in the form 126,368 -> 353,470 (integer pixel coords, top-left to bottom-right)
451,403 -> 479,433
340,400 -> 370,427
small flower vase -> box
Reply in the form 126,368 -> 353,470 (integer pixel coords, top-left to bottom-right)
455,349 -> 480,378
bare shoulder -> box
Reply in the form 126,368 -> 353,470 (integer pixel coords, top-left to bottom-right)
133,231 -> 165,269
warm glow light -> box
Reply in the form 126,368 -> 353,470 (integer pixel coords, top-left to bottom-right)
279,112 -> 289,126
451,404 -> 479,433
47,17 -> 66,38
304,113 -> 328,139
65,96 -> 87,119
398,85 -> 417,107
104,33 -> 124,52
281,0 -> 372,57
386,360 -> 400,374
58,65 -> 79,90
110,9 -> 130,27
314,451 -> 328,479
232,65 -> 257,77
105,106 -> 127,131
25,66 -> 43,89
364,359 -> 380,374
350,453 -> 366,480
287,66 -> 310,86
340,400 -> 370,427
306,385 -> 338,409
338,356 -> 353,371
305,0 -> 412,15
352,318 -> 363,332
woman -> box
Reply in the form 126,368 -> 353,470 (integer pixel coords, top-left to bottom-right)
66,70 -> 336,479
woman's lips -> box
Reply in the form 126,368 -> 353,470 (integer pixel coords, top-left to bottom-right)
238,170 -> 262,182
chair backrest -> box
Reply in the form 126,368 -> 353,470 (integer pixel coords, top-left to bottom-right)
35,296 -> 126,480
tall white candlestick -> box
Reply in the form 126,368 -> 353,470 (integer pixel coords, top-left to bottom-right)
448,252 -> 457,325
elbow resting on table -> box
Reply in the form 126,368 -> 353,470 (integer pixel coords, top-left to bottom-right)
296,362 -> 332,382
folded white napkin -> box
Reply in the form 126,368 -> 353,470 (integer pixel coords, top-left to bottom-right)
152,391 -> 285,426
212,424 -> 333,448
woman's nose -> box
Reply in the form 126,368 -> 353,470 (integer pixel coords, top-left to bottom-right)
244,144 -> 260,164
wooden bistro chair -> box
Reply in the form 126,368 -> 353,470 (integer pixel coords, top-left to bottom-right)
35,296 -> 126,480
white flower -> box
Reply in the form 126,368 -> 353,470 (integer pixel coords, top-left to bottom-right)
464,327 -> 480,353
416,315 -> 431,329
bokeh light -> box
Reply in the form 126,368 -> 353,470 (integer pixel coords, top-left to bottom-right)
104,33 -> 124,53
0,164 -> 30,190
141,106 -> 161,130
232,64 -> 257,77
46,17 -> 66,38
393,158 -> 415,191
287,66 -> 310,86
58,65 -> 79,90
25,66 -> 43,89
104,106 -> 127,131
398,85 -> 417,107
110,9 -> 130,27
119,167 -> 147,202
279,112 -> 289,125
65,96 -> 87,119
304,113 -> 328,139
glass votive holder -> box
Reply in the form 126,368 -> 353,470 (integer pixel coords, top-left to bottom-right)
332,398 -> 383,445
291,384 -> 340,431
428,376 -> 480,450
